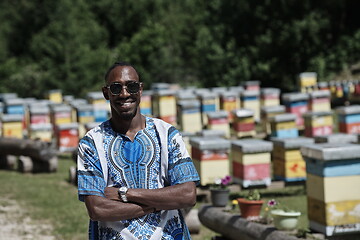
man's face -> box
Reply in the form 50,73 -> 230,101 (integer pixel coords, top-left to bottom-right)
102,66 -> 142,120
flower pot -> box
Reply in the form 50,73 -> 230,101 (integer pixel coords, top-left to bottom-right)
271,209 -> 301,230
210,188 -> 230,207
237,198 -> 264,219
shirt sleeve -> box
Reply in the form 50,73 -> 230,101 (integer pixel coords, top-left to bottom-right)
167,126 -> 200,186
77,134 -> 106,202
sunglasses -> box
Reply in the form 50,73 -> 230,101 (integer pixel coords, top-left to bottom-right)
106,81 -> 142,95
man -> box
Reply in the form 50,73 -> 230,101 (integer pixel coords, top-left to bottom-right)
77,62 -> 200,239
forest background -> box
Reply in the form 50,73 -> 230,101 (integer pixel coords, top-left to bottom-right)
1,0 -> 360,99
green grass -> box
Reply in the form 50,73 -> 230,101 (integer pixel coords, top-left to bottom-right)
0,155 -> 309,239
0,155 -> 88,240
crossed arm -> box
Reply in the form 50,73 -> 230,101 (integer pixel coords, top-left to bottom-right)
84,181 -> 196,222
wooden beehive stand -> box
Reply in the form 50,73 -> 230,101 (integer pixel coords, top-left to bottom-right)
0,137 -> 58,173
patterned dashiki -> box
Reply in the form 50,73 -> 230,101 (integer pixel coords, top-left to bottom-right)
77,116 -> 200,240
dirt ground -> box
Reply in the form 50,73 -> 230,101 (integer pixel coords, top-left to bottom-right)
0,197 -> 56,240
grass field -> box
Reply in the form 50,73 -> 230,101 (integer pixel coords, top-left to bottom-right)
0,155 -> 308,239
0,155 -> 88,239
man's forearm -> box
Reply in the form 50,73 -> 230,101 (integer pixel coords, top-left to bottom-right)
85,195 -> 155,222
104,182 -> 197,211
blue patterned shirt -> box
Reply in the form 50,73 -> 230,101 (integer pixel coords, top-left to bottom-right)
77,116 -> 200,239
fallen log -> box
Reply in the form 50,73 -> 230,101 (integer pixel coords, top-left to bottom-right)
0,155 -> 17,170
0,137 -> 57,162
198,204 -> 300,240
0,137 -> 58,173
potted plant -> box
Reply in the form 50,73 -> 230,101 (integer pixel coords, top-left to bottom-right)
237,189 -> 264,220
267,199 -> 301,230
210,175 -> 232,207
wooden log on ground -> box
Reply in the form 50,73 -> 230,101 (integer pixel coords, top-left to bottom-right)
185,208 -> 201,234
0,155 -> 17,170
17,156 -> 58,173
0,137 -> 57,162
18,156 -> 33,173
198,204 -> 299,240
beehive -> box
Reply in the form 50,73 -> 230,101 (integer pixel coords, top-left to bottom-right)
243,80 -> 260,91
269,113 -> 298,138
50,104 -> 73,126
282,92 -> 309,129
55,122 -> 79,153
73,104 -> 94,124
317,82 -> 330,91
298,72 -> 317,92
241,90 -> 260,122
260,88 -> 280,107
206,111 -> 230,138
211,87 -> 228,113
87,91 -> 110,122
196,91 -> 217,127
152,89 -> 177,125
140,90 -> 153,116
260,105 -> 286,135
336,105 -> 360,134
308,90 -> 331,112
220,91 -> 240,122
196,129 -> 226,139
272,137 -> 314,182
29,123 -> 53,142
231,139 -> 273,187
303,111 -> 333,137
47,89 -> 63,103
231,108 -> 255,138
190,137 -> 230,186
3,98 -> 25,115
301,143 -> 360,236
314,133 -> 358,144
28,106 -> 50,125
0,114 -> 23,138
176,99 -> 202,134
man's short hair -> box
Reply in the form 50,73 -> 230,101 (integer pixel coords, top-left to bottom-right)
104,61 -> 137,83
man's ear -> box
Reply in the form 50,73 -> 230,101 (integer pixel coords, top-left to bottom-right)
102,87 -> 110,100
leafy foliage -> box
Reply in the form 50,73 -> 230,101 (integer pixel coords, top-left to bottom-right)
1,0 -> 360,98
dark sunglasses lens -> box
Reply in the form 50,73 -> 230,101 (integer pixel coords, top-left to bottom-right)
127,82 -> 140,94
109,83 -> 122,94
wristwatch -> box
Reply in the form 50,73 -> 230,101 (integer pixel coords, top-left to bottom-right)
118,186 -> 128,202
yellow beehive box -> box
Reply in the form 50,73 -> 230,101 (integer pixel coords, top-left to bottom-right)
261,105 -> 286,134
29,123 -> 53,142
273,158 -> 306,179
159,96 -> 176,116
307,174 -> 360,202
241,90 -> 260,120
311,102 -> 331,112
190,137 -> 230,185
193,159 -> 230,185
272,121 -> 297,130
232,151 -> 271,165
272,147 -> 303,161
299,72 -> 317,89
177,100 -> 202,134
47,89 -> 63,103
1,114 -> 23,138
308,196 -> 360,226
50,104 -> 72,126
307,114 -> 333,128
220,91 -> 240,123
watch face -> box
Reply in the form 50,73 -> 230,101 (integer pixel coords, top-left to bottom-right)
120,186 -> 127,193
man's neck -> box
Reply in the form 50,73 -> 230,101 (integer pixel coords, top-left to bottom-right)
110,114 -> 145,140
